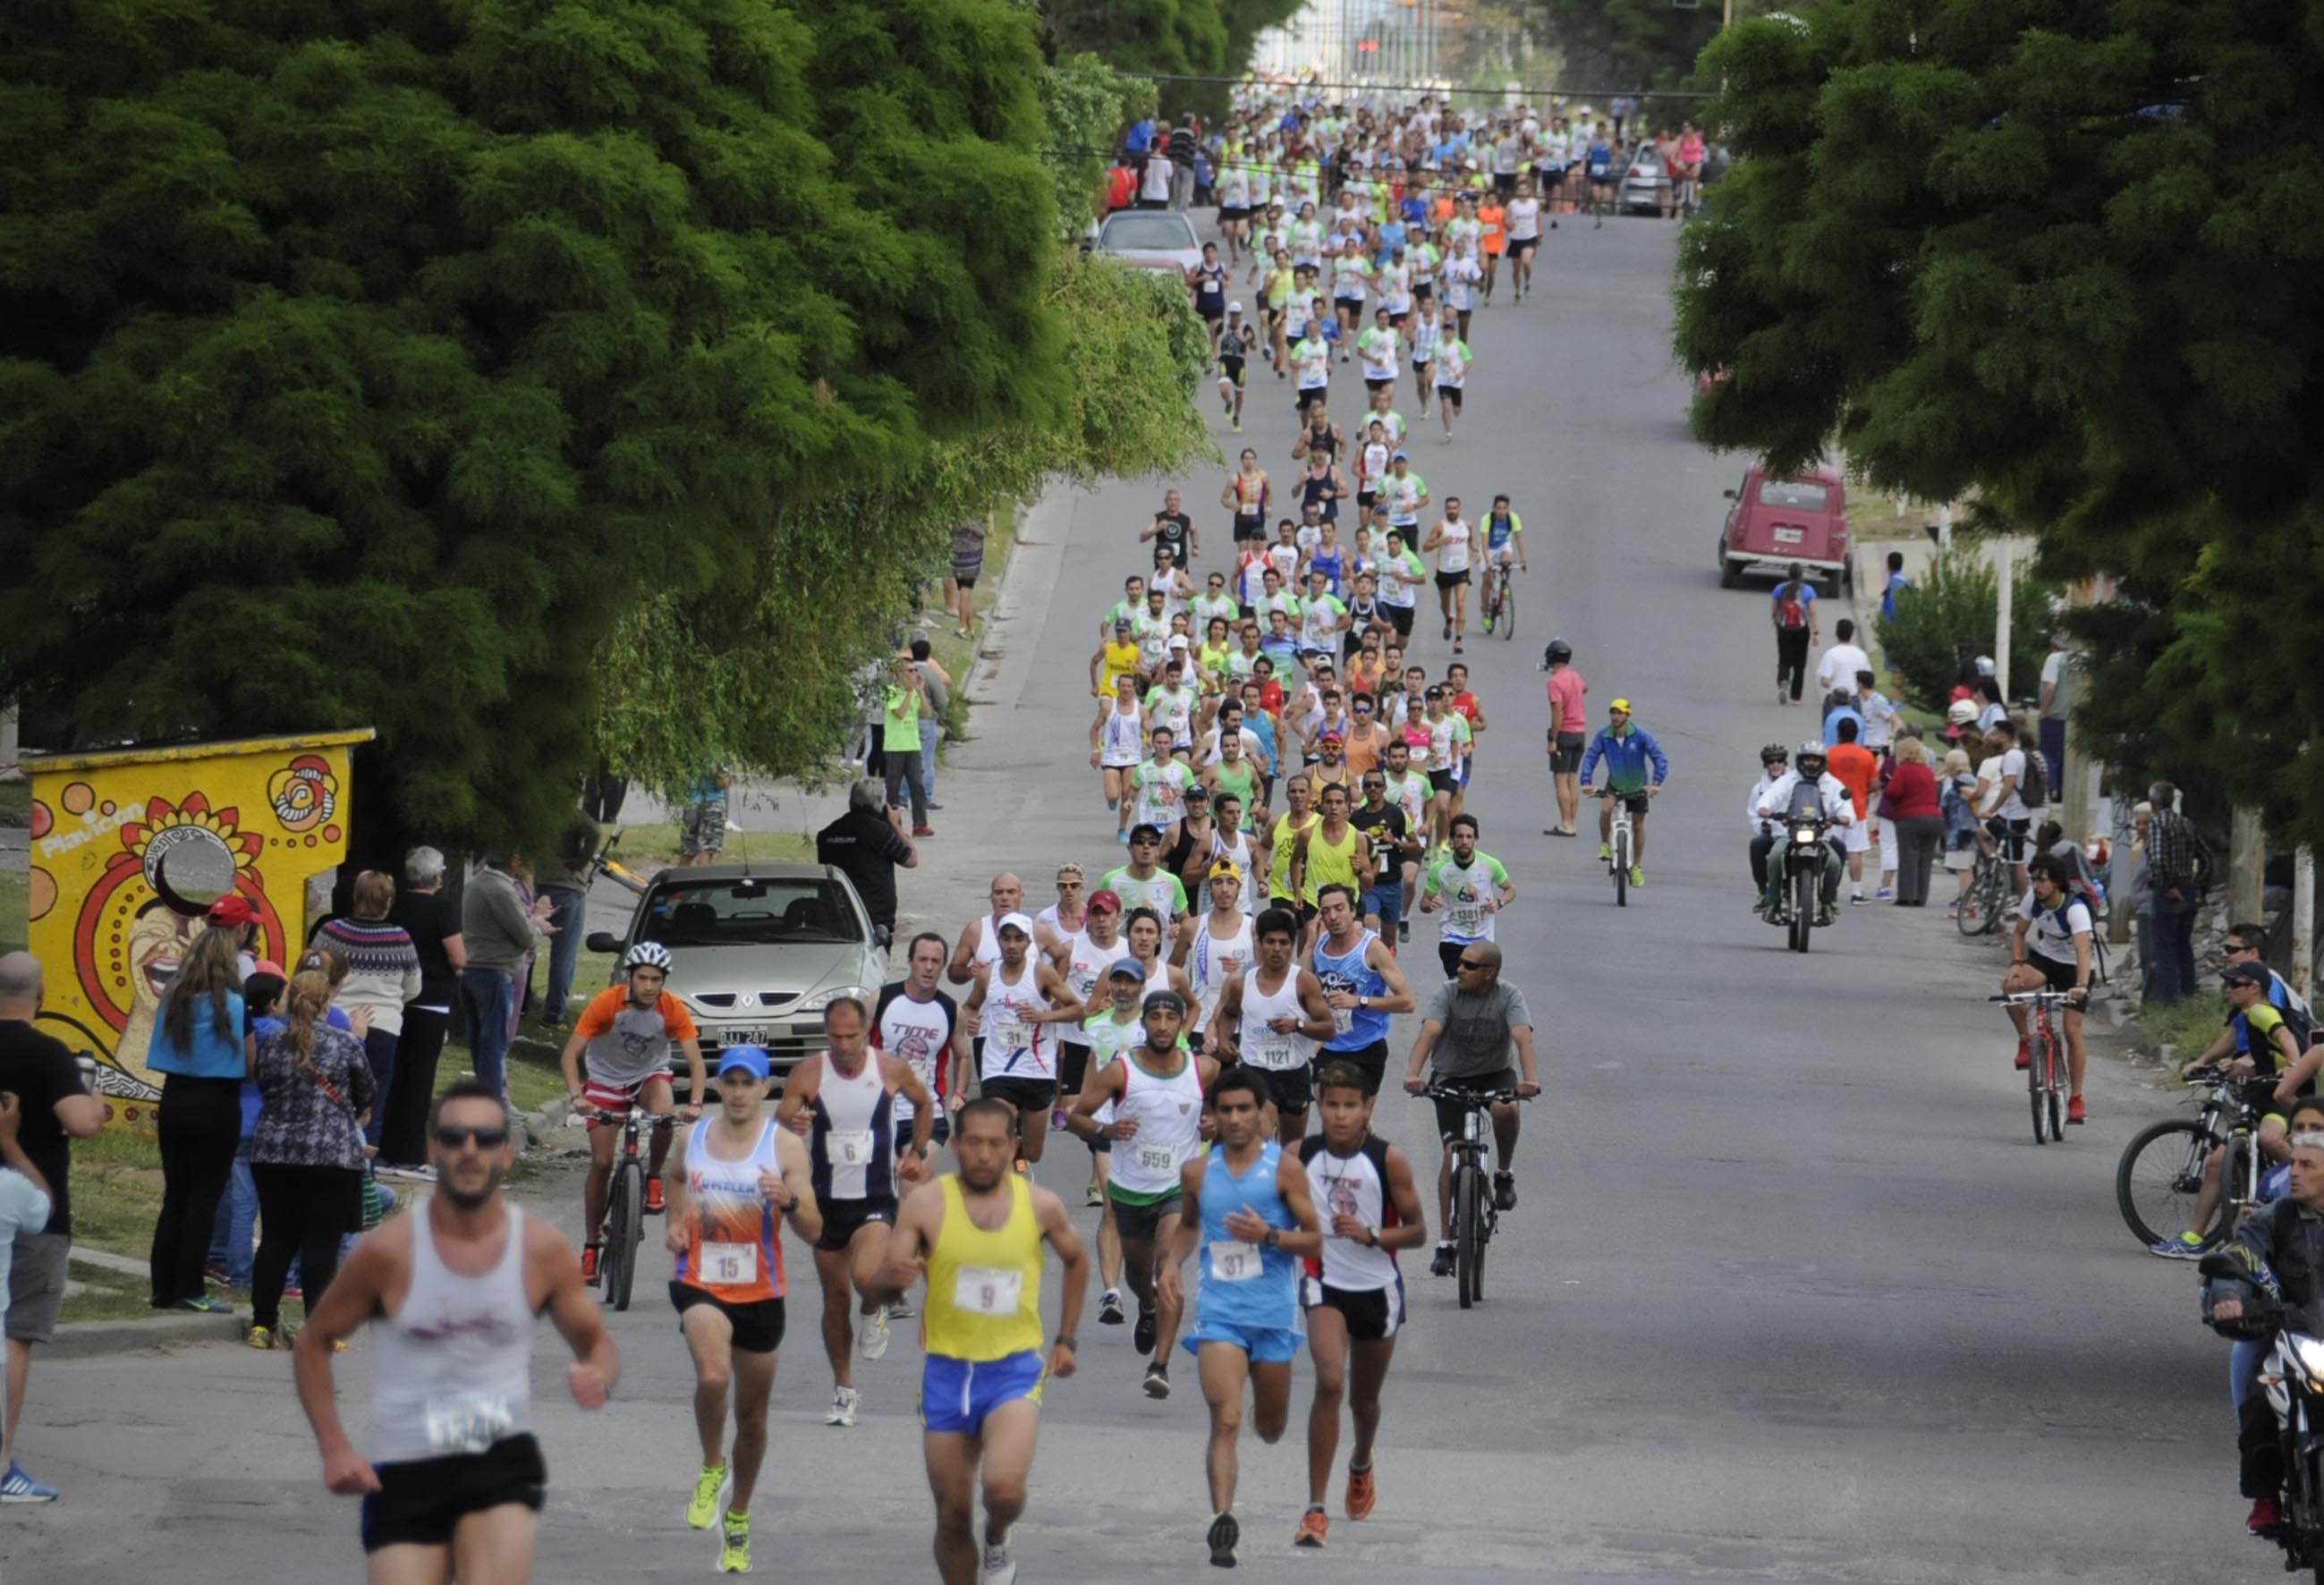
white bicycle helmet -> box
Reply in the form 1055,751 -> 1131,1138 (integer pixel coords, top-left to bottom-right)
623,941 -> 674,974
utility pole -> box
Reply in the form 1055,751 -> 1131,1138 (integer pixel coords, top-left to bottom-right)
2294,847 -> 2316,999
1993,538 -> 2013,705
2230,807 -> 2267,928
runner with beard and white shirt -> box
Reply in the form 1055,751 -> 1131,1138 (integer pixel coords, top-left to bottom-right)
1176,862 -> 1257,1050
1421,500 -> 1473,653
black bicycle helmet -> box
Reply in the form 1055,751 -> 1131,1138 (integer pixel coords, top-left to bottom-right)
1543,638 -> 1572,664
1760,742 -> 1790,765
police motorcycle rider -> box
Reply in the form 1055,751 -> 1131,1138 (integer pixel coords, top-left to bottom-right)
1751,741 -> 1853,926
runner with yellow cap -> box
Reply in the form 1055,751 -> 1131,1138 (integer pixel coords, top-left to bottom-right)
886,1097 -> 1088,1585
1176,860 -> 1255,1054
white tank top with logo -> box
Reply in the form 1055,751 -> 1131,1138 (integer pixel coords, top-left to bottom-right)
1189,913 -> 1255,1035
980,960 -> 1052,1081
1110,1050 -> 1207,1198
1239,968 -> 1313,1072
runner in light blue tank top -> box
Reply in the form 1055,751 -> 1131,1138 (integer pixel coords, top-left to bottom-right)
1313,928 -> 1388,1053
1185,1139 -> 1301,1354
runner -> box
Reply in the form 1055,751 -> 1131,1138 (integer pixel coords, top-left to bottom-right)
1419,815 -> 1515,980
293,1081 -> 617,1585
1176,860 -> 1256,1048
1406,301 -> 1440,421
1431,314 -> 1473,445
1102,826 -> 1194,924
946,874 -> 1025,986
1090,673 -> 1146,827
1189,242 -> 1229,362
1209,907 -> 1336,1148
1476,192 -> 1506,301
1420,687 -> 1472,849
1440,238 -> 1481,342
959,916 -> 1084,1169
1352,767 -> 1418,944
872,933 -> 966,1165
1217,304 -> 1252,432
1222,449 -> 1270,547
1264,774 -> 1319,916
1444,660 -> 1489,814
1291,314 -> 1332,417
1291,782 -> 1372,955
884,1098 -> 1088,1585
1155,1068 -> 1324,1569
1124,726 -> 1192,847
1307,882 -> 1414,1101
665,1046 -> 820,1573
1294,1062 -> 1428,1547
558,944 -> 707,1286
1421,497 -> 1472,652
1073,988 -> 1220,1401
1504,178 -> 1542,300
776,998 -> 933,1427
1047,890 -> 1126,1218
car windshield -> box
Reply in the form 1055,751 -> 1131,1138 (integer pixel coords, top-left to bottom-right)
640,879 -> 862,947
1759,479 -> 1832,511
1100,216 -> 1196,250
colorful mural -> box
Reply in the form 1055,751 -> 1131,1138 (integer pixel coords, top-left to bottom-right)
21,731 -> 374,1126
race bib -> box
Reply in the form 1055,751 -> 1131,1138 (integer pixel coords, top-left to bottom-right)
827,1129 -> 876,1169
1069,970 -> 1098,999
425,1391 -> 514,1457
1255,1037 -> 1296,1070
1332,1004 -> 1354,1036
1209,1241 -> 1264,1283
1135,1142 -> 1179,1174
953,1265 -> 1023,1317
1449,901 -> 1483,933
989,1016 -> 1029,1052
700,1240 -> 759,1286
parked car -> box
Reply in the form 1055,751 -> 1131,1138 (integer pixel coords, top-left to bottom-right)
1717,464 -> 1852,592
1618,145 -> 1668,216
584,862 -> 885,1076
1092,209 -> 1202,276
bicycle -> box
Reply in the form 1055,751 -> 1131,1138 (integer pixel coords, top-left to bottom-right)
1586,785 -> 1637,906
1480,559 -> 1517,641
1954,836 -> 2010,938
597,1108 -> 681,1311
1990,988 -> 2080,1143
1421,1081 -> 1528,1310
586,829 -> 654,898
2116,1064 -> 2277,1251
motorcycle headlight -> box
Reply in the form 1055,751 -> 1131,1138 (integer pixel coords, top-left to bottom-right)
1794,826 -> 1818,844
2292,1335 -> 2324,1385
796,985 -> 874,1013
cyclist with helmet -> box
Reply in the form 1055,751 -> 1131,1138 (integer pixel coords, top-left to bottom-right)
1744,742 -> 1791,900
1751,742 -> 1855,923
561,941 -> 708,1285
1578,699 -> 1669,887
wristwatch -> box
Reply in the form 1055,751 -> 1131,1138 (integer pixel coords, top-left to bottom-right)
1263,1227 -> 1281,1249
1358,995 -> 1369,1010
1054,1334 -> 1079,1352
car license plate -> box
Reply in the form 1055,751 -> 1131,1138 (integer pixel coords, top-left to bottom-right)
721,1027 -> 767,1047
1772,526 -> 1804,544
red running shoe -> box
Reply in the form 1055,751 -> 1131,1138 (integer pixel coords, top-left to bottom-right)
2067,1096 -> 2087,1125
581,1244 -> 602,1286
2013,1037 -> 2031,1071
644,1177 -> 666,1215
2250,1496 -> 2283,1534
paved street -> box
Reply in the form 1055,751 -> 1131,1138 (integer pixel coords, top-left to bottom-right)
5,217 -> 2239,1584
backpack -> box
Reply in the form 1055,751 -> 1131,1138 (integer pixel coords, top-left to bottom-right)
1776,586 -> 1808,631
2016,746 -> 2048,811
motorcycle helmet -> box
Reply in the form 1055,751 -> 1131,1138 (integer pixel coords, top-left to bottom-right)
1760,742 -> 1789,766
623,941 -> 674,974
1794,739 -> 1828,775
1543,638 -> 1573,664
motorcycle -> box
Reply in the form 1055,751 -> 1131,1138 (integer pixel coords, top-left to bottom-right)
1762,816 -> 1837,954
2201,1253 -> 2324,1577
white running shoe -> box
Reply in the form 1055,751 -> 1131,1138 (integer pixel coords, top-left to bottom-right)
860,1306 -> 890,1360
983,1539 -> 1017,1584
827,1386 -> 861,1428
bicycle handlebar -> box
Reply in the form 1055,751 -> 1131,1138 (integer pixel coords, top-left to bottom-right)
1418,1081 -> 1532,1105
1989,990 -> 2082,1005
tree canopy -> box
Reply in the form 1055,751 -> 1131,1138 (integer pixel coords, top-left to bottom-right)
1675,1 -> 2324,845
0,0 -> 1176,854
1535,0 -> 1720,89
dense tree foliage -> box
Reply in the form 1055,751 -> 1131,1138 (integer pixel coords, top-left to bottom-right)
1534,0 -> 1720,89
0,0 -> 1122,852
1040,0 -> 1301,121
1675,2 -> 2324,845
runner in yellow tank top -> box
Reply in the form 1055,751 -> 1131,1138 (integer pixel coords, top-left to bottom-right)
1267,773 -> 1319,909
1290,783 -> 1373,954
886,1099 -> 1089,1585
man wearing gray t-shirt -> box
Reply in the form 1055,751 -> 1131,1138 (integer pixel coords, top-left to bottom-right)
1401,942 -> 1541,1276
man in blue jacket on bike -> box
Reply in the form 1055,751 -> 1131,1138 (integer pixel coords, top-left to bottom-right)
1578,699 -> 1670,888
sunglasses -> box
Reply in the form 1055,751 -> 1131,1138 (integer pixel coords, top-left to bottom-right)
1455,959 -> 1487,971
435,1124 -> 509,1150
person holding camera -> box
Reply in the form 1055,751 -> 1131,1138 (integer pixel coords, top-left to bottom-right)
883,655 -> 935,837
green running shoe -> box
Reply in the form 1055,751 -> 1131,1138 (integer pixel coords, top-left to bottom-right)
688,1464 -> 726,1530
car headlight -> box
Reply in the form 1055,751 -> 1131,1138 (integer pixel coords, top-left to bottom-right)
795,986 -> 875,1013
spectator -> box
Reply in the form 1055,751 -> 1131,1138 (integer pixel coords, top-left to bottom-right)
1104,160 -> 1136,216
2124,800 -> 2155,998
1939,748 -> 1984,920
1770,563 -> 1817,705
245,969 -> 376,1352
947,519 -> 987,640
1140,145 -> 1175,210
1880,548 -> 1911,622
1816,617 -> 1870,697
2038,630 -> 2074,797
1881,738 -> 1945,907
1972,672 -> 2008,733
532,808 -> 602,1030
460,855 -> 537,1101
677,768 -> 731,866
1820,687 -> 1863,750
312,872 -> 420,1148
816,778 -> 920,943
911,637 -> 953,813
2145,781 -> 2213,1004
1168,116 -> 1199,210
381,848 -> 464,1172
146,927 -> 251,1313
1827,719 -> 1879,906
581,761 -> 628,825
882,656 -> 932,835
1124,112 -> 1157,164
0,952 -> 104,1502
206,966 -> 284,1295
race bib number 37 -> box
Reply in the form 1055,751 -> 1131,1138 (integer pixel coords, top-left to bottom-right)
1209,1241 -> 1264,1283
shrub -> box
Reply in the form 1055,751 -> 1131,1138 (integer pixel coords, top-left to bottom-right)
1876,549 -> 2056,712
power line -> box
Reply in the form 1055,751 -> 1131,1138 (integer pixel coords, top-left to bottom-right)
1124,71 -> 1715,102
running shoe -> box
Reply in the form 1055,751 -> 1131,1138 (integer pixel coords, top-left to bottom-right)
2149,1233 -> 2205,1259
581,1243 -> 602,1286
1443,619 -> 1453,640
1629,864 -> 1645,888
886,1297 -> 916,1321
1049,1105 -> 1069,1133
1750,894 -> 1767,913
860,1305 -> 891,1360
717,1513 -> 751,1573
644,1177 -> 666,1215
983,1538 -> 1018,1585
2250,1497 -> 2284,1535
1429,1242 -> 1455,1277
174,1295 -> 228,1313
1294,1506 -> 1329,1548
2067,1096 -> 2087,1124
1492,1170 -> 1516,1212
2013,1037 -> 2031,1071
1597,843 -> 1611,860
1085,1183 -> 1106,1208
1143,1360 -> 1171,1400
1345,1462 -> 1377,1520
1208,1509 -> 1240,1568
205,1264 -> 230,1287
827,1386 -> 861,1428
1099,1288 -> 1127,1326
688,1464 -> 727,1530
1399,920 -> 1410,945
245,1325 -> 276,1351
1232,417 -> 1242,433
1816,905 -> 1837,927
1134,1304 -> 1157,1355
0,1462 -> 58,1504
1875,887 -> 1895,901
1848,892 -> 1869,907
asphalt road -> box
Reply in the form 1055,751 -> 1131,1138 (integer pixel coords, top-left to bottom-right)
8,216 -> 2243,1585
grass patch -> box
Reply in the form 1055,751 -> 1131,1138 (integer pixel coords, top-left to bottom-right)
61,1274 -> 165,1324
0,779 -> 29,827
598,822 -> 811,875
67,1127 -> 167,1262
0,865 -> 23,954
428,1036 -> 571,1115
2137,991 -> 2230,1070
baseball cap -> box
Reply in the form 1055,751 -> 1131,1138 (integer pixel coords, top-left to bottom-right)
1087,888 -> 1123,914
1142,989 -> 1188,1019
251,958 -> 287,979
717,1045 -> 772,1081
995,911 -> 1034,938
1114,617 -> 1132,631
1608,698 -> 1633,714
1391,450 -> 1408,461
1107,957 -> 1146,982
1228,300 -> 1243,313
1183,783 -> 1210,800
1320,731 -> 1344,745
207,893 -> 259,928
1209,858 -> 1243,880
1947,699 -> 1979,724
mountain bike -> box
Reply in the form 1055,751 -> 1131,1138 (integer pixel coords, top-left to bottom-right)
2117,1064 -> 2275,1250
1587,785 -> 1636,906
1422,1081 -> 1527,1310
1992,988 -> 2078,1143
1954,838 -> 2010,937
599,1109 -> 680,1311
1480,559 -> 1517,640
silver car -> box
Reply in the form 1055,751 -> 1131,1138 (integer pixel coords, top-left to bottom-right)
1092,209 -> 1202,276
1618,145 -> 1668,216
585,862 -> 884,1075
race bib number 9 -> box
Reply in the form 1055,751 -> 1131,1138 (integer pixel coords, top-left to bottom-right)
954,1265 -> 1023,1317
700,1241 -> 759,1287
425,1392 -> 514,1457
1209,1241 -> 1264,1283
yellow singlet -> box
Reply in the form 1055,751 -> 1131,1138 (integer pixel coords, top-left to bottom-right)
923,1174 -> 1045,1363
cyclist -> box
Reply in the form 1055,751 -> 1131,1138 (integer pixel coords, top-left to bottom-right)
1399,943 -> 1541,1277
560,942 -> 706,1285
1578,699 -> 1668,888
2151,960 -> 2313,1259
1476,495 -> 1525,636
1752,740 -> 1853,924
1998,852 -> 2095,1123
1744,742 -> 1791,902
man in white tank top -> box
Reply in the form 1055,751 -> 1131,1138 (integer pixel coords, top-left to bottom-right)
661,1046 -> 821,1572
1070,992 -> 1218,1402
1208,905 -> 1337,1146
1174,862 -> 1255,1047
960,915 -> 1085,1170
946,874 -> 1024,987
293,1081 -> 617,1584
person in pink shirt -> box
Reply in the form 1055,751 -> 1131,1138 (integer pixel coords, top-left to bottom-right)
1542,639 -> 1588,836
1672,122 -> 1708,218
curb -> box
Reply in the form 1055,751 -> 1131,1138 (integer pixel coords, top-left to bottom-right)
47,1310 -> 244,1360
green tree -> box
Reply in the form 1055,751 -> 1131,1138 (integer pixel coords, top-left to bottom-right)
1043,51 -> 1151,236
1872,550 -> 2054,713
1675,3 -> 2324,845
0,0 -> 1069,855
1534,0 -> 1719,89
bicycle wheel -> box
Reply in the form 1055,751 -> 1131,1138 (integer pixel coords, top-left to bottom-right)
606,1161 -> 640,1311
1613,826 -> 1629,907
1955,872 -> 1986,937
1455,1163 -> 1481,1310
2045,1036 -> 2065,1141
2115,1119 -> 2217,1247
1497,579 -> 1515,640
1978,859 -> 2008,936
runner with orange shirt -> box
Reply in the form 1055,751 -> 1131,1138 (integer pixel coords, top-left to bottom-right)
1476,195 -> 1507,306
